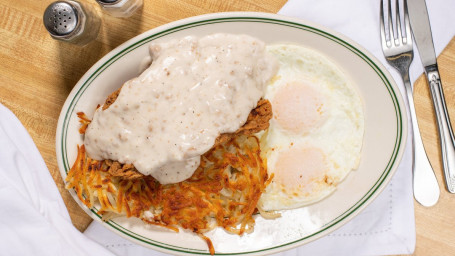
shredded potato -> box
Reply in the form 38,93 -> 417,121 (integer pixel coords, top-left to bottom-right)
66,116 -> 271,254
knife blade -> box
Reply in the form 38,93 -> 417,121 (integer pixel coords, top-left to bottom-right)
407,0 -> 455,193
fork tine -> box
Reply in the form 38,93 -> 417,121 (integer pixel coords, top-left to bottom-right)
387,0 -> 394,42
395,0 -> 403,45
404,0 -> 412,45
379,0 -> 389,49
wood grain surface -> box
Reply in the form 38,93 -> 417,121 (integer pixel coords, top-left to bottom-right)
0,0 -> 453,255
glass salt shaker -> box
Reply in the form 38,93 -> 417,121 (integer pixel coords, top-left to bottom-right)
96,0 -> 143,17
43,1 -> 101,46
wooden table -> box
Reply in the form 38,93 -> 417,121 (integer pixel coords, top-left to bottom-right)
1,0 -> 454,255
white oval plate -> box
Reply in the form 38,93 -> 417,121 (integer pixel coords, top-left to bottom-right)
56,12 -> 407,256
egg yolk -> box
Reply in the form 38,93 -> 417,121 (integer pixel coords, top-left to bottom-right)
273,146 -> 328,192
272,82 -> 326,134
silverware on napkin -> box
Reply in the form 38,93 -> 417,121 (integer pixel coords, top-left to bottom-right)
407,0 -> 455,193
380,0 -> 440,206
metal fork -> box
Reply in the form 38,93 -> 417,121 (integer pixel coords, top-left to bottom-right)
380,0 -> 440,206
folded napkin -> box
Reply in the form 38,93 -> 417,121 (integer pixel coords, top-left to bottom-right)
1,1 -> 454,256
0,103 -> 112,256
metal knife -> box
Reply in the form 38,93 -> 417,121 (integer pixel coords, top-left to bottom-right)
407,0 -> 455,193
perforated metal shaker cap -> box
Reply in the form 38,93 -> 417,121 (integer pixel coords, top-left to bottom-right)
97,0 -> 120,4
43,1 -> 79,37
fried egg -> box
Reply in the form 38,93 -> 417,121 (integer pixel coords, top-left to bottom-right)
258,44 -> 364,211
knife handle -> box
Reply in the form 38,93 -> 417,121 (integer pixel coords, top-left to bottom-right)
426,66 -> 455,193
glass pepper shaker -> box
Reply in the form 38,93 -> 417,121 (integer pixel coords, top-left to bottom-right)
96,0 -> 143,18
43,1 -> 101,46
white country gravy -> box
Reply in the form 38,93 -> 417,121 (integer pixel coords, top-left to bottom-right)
84,34 -> 278,184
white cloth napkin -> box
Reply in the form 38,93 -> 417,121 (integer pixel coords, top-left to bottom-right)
0,103 -> 112,256
1,1 -> 455,256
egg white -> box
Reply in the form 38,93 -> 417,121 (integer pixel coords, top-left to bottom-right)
258,44 -> 364,211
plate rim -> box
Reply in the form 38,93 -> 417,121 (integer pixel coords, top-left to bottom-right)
55,11 -> 407,256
